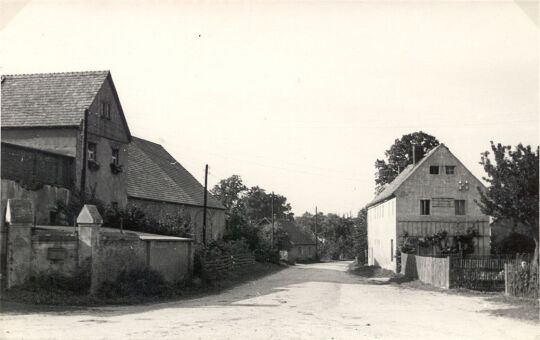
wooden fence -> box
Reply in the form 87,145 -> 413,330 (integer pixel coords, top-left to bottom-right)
505,262 -> 539,299
450,255 -> 532,291
401,253 -> 532,291
401,253 -> 450,289
202,252 -> 256,280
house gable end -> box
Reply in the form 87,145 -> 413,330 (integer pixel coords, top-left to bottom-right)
87,73 -> 132,143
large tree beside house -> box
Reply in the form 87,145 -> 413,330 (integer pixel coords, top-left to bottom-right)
374,131 -> 439,194
477,142 -> 539,261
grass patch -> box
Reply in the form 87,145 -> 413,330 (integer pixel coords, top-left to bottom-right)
483,295 -> 539,323
348,262 -> 397,279
1,262 -> 284,307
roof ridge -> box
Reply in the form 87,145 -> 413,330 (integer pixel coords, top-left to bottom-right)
2,70 -> 110,78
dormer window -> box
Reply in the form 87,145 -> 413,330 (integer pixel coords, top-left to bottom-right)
101,101 -> 111,119
445,166 -> 455,175
429,166 -> 439,174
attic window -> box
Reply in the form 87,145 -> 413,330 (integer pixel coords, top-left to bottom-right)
445,166 -> 455,175
101,102 -> 111,119
429,166 -> 439,174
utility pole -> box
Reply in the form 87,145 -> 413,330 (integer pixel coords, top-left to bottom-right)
80,109 -> 89,206
315,206 -> 318,261
202,164 -> 208,246
271,191 -> 275,249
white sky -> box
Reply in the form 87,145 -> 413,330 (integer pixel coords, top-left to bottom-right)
0,0 -> 538,216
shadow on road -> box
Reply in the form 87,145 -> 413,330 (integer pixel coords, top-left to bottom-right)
0,261 -> 362,317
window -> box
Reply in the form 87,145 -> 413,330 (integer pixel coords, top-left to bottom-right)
87,142 -> 97,161
111,202 -> 118,210
429,166 -> 439,174
102,101 -> 111,119
391,239 -> 394,262
420,200 -> 430,215
445,166 -> 455,175
111,148 -> 119,166
455,200 -> 466,215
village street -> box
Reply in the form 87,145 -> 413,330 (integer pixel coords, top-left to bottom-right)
0,261 -> 537,340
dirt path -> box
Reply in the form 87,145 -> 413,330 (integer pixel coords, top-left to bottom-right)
0,262 -> 537,339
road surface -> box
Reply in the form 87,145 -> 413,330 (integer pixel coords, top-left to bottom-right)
0,262 -> 537,339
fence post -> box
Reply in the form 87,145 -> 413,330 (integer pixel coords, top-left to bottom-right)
77,205 -> 102,295
504,263 -> 508,296
4,199 -> 34,289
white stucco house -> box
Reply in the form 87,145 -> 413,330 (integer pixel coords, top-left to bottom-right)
366,144 -> 490,272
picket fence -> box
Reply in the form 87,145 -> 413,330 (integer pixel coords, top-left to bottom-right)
201,252 -> 256,280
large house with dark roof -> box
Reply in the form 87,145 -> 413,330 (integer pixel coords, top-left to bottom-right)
1,71 -> 131,208
1,71 -> 225,242
127,137 -> 225,243
366,144 -> 490,272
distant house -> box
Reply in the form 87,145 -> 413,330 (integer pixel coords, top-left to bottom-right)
366,144 -> 490,272
1,71 -> 132,223
261,220 -> 316,263
127,137 -> 225,243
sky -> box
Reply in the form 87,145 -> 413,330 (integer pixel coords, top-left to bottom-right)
0,0 -> 538,216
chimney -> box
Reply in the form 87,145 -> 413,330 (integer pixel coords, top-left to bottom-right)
412,145 -> 423,165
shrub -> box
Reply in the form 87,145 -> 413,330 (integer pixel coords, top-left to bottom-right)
97,268 -> 170,298
24,267 -> 90,294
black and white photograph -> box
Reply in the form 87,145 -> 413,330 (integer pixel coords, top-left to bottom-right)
0,0 -> 538,339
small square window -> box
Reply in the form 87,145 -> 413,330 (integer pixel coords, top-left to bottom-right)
429,166 -> 439,174
420,200 -> 430,215
87,142 -> 97,161
111,148 -> 119,166
455,200 -> 466,215
446,166 -> 455,175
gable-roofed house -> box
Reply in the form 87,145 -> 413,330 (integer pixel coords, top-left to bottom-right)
260,219 -> 317,263
366,144 -> 490,272
1,71 -> 132,224
127,137 -> 225,244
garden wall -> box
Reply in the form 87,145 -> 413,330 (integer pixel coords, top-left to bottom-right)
1,200 -> 194,291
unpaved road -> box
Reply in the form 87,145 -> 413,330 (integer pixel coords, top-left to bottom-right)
0,262 -> 538,340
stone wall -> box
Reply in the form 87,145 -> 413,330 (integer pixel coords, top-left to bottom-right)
1,179 -> 71,226
1,200 -> 194,291
31,228 -> 79,277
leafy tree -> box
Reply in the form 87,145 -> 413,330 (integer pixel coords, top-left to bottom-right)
375,131 -> 439,193
476,142 -> 539,262
210,175 -> 247,213
242,186 -> 294,224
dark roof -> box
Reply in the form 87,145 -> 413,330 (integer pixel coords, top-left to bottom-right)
127,137 -> 224,209
367,144 -> 444,208
278,220 -> 316,245
1,71 -> 109,128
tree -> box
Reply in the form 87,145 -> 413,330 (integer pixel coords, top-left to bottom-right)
476,142 -> 539,262
242,186 -> 294,224
375,131 -> 439,193
210,175 -> 247,213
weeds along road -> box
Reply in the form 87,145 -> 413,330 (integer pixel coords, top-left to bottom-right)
0,261 -> 537,340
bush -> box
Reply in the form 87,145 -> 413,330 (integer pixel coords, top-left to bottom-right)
97,268 -> 171,298
25,267 -> 90,294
